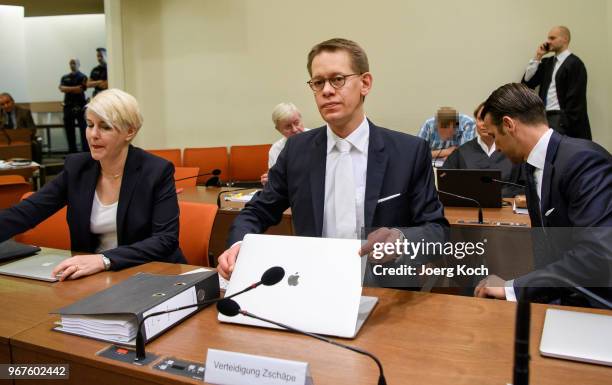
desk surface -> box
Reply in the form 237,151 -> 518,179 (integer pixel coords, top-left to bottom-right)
178,186 -> 531,227
4,263 -> 610,385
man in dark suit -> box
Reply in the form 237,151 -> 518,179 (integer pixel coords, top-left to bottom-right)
0,93 -> 36,129
521,26 -> 591,140
474,83 -> 611,307
0,92 -> 43,162
218,38 -> 448,280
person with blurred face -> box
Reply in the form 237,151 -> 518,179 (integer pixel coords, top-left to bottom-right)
522,26 -> 591,140
87,47 -> 108,97
218,38 -> 448,283
59,58 -> 89,153
0,89 -> 186,281
418,107 -> 476,162
474,83 -> 611,308
442,103 -> 523,197
260,102 -> 308,185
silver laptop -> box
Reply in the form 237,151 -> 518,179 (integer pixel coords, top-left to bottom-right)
218,234 -> 378,338
0,251 -> 70,282
540,308 -> 612,366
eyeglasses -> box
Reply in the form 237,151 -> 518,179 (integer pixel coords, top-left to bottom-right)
307,74 -> 361,92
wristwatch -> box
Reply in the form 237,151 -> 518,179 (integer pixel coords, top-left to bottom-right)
102,255 -> 112,271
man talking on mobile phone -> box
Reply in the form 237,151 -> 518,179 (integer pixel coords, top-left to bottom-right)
521,26 -> 591,140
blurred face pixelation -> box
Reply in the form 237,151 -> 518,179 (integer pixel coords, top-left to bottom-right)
276,112 -> 304,138
86,111 -> 133,161
310,50 -> 366,129
483,113 -> 522,163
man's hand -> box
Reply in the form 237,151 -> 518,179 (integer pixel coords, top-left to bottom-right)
474,274 -> 507,299
535,42 -> 548,61
260,173 -> 268,185
51,254 -> 106,281
359,227 -> 403,264
217,243 -> 241,280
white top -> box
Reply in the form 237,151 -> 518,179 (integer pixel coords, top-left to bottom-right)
90,192 -> 118,253
505,128 -> 554,302
476,133 -> 496,157
268,137 -> 287,169
322,116 -> 368,239
268,128 -> 311,169
524,50 -> 571,111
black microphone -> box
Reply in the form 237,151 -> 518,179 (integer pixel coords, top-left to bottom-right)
480,175 -> 525,190
134,266 -> 285,361
218,299 -> 387,385
437,189 -> 484,224
513,272 -> 612,385
216,187 -> 254,208
175,168 -> 222,187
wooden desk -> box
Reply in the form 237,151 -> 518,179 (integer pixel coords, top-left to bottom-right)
178,187 -> 531,262
6,263 -> 611,385
178,187 -> 293,259
0,255 -> 177,383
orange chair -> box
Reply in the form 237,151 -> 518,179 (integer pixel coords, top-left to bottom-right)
228,144 -> 272,183
147,148 -> 182,167
0,175 -> 32,209
174,166 -> 200,189
14,192 -> 71,250
183,147 -> 229,185
178,201 -> 218,266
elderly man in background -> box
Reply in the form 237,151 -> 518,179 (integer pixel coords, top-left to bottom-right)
260,102 -> 308,185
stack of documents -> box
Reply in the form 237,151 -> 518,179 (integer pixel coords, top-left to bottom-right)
224,190 -> 259,203
53,271 -> 220,345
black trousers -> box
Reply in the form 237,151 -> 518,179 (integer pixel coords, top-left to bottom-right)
546,110 -> 569,136
63,105 -> 88,153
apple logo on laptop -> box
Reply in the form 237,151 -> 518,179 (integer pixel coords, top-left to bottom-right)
287,272 -> 300,286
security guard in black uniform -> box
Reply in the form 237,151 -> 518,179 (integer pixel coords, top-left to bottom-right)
59,58 -> 88,153
88,48 -> 108,98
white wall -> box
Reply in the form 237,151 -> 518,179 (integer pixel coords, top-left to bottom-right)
113,0 -> 611,150
24,14 -> 106,102
0,6 -> 28,102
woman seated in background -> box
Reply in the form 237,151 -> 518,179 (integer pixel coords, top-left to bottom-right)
442,102 -> 524,197
0,89 -> 186,280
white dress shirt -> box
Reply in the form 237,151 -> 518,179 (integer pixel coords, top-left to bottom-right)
268,128 -> 311,169
476,133 -> 496,157
505,128 -> 554,302
322,116 -> 369,239
524,50 -> 571,111
90,192 -> 118,253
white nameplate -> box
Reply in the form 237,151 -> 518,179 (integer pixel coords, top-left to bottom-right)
205,348 -> 311,385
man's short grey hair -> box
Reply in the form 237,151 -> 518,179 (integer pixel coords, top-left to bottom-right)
271,102 -> 301,128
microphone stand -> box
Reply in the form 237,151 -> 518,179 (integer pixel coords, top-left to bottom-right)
437,189 -> 484,224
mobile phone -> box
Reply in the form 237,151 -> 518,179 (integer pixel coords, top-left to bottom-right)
543,42 -> 550,51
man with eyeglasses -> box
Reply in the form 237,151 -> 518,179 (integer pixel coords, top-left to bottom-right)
218,38 -> 448,284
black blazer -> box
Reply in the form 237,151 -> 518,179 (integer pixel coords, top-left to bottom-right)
442,138 -> 524,197
228,120 -> 448,246
522,54 -> 591,140
0,146 -> 186,270
515,131 -> 612,306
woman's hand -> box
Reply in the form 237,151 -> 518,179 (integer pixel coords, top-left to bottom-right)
51,254 -> 106,281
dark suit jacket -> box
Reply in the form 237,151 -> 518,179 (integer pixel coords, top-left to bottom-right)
442,138 -> 524,197
516,131 -> 612,306
0,106 -> 36,129
0,145 -> 186,270
228,120 -> 448,246
522,54 -> 591,140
